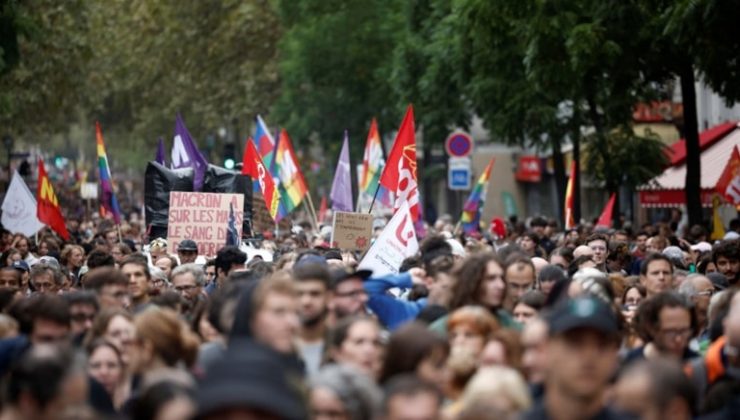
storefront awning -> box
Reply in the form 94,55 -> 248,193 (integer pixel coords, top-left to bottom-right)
638,122 -> 740,208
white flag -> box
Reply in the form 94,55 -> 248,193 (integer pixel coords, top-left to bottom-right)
1,171 -> 44,236
358,201 -> 418,277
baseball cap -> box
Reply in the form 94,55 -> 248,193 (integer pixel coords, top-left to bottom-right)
547,296 -> 618,336
707,272 -> 729,291
330,266 -> 372,288
37,256 -> 60,270
177,239 -> 198,252
11,260 -> 29,273
690,241 -> 712,253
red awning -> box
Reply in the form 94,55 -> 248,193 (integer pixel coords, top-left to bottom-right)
638,122 -> 740,208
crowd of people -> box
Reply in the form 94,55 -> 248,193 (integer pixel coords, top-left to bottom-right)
0,211 -> 737,419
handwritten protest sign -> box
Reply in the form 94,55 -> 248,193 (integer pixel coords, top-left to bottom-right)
167,192 -> 244,257
331,212 -> 373,251
358,201 -> 418,277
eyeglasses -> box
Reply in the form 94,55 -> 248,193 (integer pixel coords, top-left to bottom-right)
174,284 -> 197,293
696,290 -> 714,297
659,327 -> 692,340
334,289 -> 367,299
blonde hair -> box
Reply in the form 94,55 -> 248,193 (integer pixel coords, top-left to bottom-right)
459,366 -> 532,414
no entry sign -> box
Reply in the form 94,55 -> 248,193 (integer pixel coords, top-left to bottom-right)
445,131 -> 473,157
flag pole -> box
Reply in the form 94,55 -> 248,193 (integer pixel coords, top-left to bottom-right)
305,192 -> 320,230
367,182 -> 382,215
116,222 -> 122,244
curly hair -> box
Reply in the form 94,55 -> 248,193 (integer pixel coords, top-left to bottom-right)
449,252 -> 504,310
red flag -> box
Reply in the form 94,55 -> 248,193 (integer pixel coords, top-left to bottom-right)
378,105 -> 420,221
242,138 -> 280,221
596,193 -> 616,228
37,159 -> 70,240
564,160 -> 576,229
716,146 -> 740,205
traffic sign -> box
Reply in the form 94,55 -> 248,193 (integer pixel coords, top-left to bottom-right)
445,131 -> 474,158
448,157 -> 471,190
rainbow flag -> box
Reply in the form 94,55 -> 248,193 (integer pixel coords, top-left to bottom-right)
274,129 -> 308,213
360,119 -> 383,195
461,158 -> 495,233
95,122 -> 122,225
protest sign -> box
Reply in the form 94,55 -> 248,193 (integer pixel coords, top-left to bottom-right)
331,211 -> 373,251
167,192 -> 244,256
358,201 -> 418,277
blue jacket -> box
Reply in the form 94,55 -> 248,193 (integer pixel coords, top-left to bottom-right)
364,272 -> 427,331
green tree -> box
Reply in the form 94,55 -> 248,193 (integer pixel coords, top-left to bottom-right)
644,0 -> 740,227
85,0 -> 281,168
0,0 -> 91,137
272,0 -> 404,198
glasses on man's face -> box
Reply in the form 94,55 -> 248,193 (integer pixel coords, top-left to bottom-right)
334,289 -> 367,299
696,289 -> 714,297
174,284 -> 196,293
659,327 -> 692,340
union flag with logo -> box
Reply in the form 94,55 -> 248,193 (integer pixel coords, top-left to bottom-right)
379,105 -> 420,222
36,159 -> 70,240
242,137 -> 280,221
716,146 -> 740,205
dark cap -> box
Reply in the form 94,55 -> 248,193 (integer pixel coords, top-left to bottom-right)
11,260 -> 29,273
547,296 -> 618,336
706,272 -> 729,291
330,267 -> 372,289
197,343 -> 307,420
177,239 -> 198,252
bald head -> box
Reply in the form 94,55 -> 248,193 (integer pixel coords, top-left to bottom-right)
573,245 -> 594,259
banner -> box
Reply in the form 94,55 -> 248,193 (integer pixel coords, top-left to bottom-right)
144,162 -> 252,240
1,171 -> 44,236
358,201 -> 418,277
331,211 -> 373,251
167,192 -> 244,256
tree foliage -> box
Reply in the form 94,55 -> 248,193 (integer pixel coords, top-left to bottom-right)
272,0 -> 403,158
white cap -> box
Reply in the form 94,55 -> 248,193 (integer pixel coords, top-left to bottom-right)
446,238 -> 466,258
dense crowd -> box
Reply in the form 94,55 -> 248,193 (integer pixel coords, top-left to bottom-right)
0,212 -> 738,420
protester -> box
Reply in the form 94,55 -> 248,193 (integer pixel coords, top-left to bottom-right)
383,375 -> 442,420
522,296 -> 622,419
328,316 -> 383,380
293,262 -> 332,377
310,364 -> 382,420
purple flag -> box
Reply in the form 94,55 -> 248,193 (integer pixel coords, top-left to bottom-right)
155,137 -> 166,165
330,131 -> 353,212
171,114 -> 208,191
